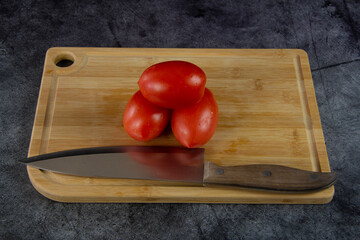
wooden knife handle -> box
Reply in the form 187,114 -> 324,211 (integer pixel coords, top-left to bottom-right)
203,162 -> 337,191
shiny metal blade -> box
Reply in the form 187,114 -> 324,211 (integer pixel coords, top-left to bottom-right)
20,146 -> 205,183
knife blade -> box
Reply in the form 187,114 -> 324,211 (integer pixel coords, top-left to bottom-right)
20,146 -> 337,192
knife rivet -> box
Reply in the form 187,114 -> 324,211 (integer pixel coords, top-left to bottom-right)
263,170 -> 272,176
216,168 -> 224,175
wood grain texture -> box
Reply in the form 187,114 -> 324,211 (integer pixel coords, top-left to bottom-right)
203,162 -> 337,191
27,48 -> 334,203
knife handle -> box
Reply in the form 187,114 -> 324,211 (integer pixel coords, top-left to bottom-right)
203,162 -> 337,191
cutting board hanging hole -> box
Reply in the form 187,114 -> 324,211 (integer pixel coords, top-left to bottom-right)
54,52 -> 75,67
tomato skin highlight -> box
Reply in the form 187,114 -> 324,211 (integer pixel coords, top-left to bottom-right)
123,91 -> 171,141
138,61 -> 206,109
171,88 -> 218,148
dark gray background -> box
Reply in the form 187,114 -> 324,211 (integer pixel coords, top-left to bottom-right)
1,0 -> 359,239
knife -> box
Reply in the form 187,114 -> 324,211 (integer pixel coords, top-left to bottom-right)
20,146 -> 337,192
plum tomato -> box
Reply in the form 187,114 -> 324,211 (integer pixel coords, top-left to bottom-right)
171,88 -> 218,148
123,90 -> 170,141
138,61 -> 206,109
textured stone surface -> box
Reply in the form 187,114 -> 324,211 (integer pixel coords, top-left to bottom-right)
1,0 -> 359,239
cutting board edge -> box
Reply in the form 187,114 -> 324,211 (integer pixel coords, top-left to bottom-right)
44,47 -> 313,63
27,166 -> 335,204
299,52 -> 332,173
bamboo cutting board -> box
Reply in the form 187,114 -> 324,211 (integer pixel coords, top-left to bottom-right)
27,48 -> 334,203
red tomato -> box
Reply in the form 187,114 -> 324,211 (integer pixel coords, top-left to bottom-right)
138,61 -> 206,109
123,91 -> 170,141
171,88 -> 218,148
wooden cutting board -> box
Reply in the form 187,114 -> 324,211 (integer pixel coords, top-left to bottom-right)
27,48 -> 334,203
